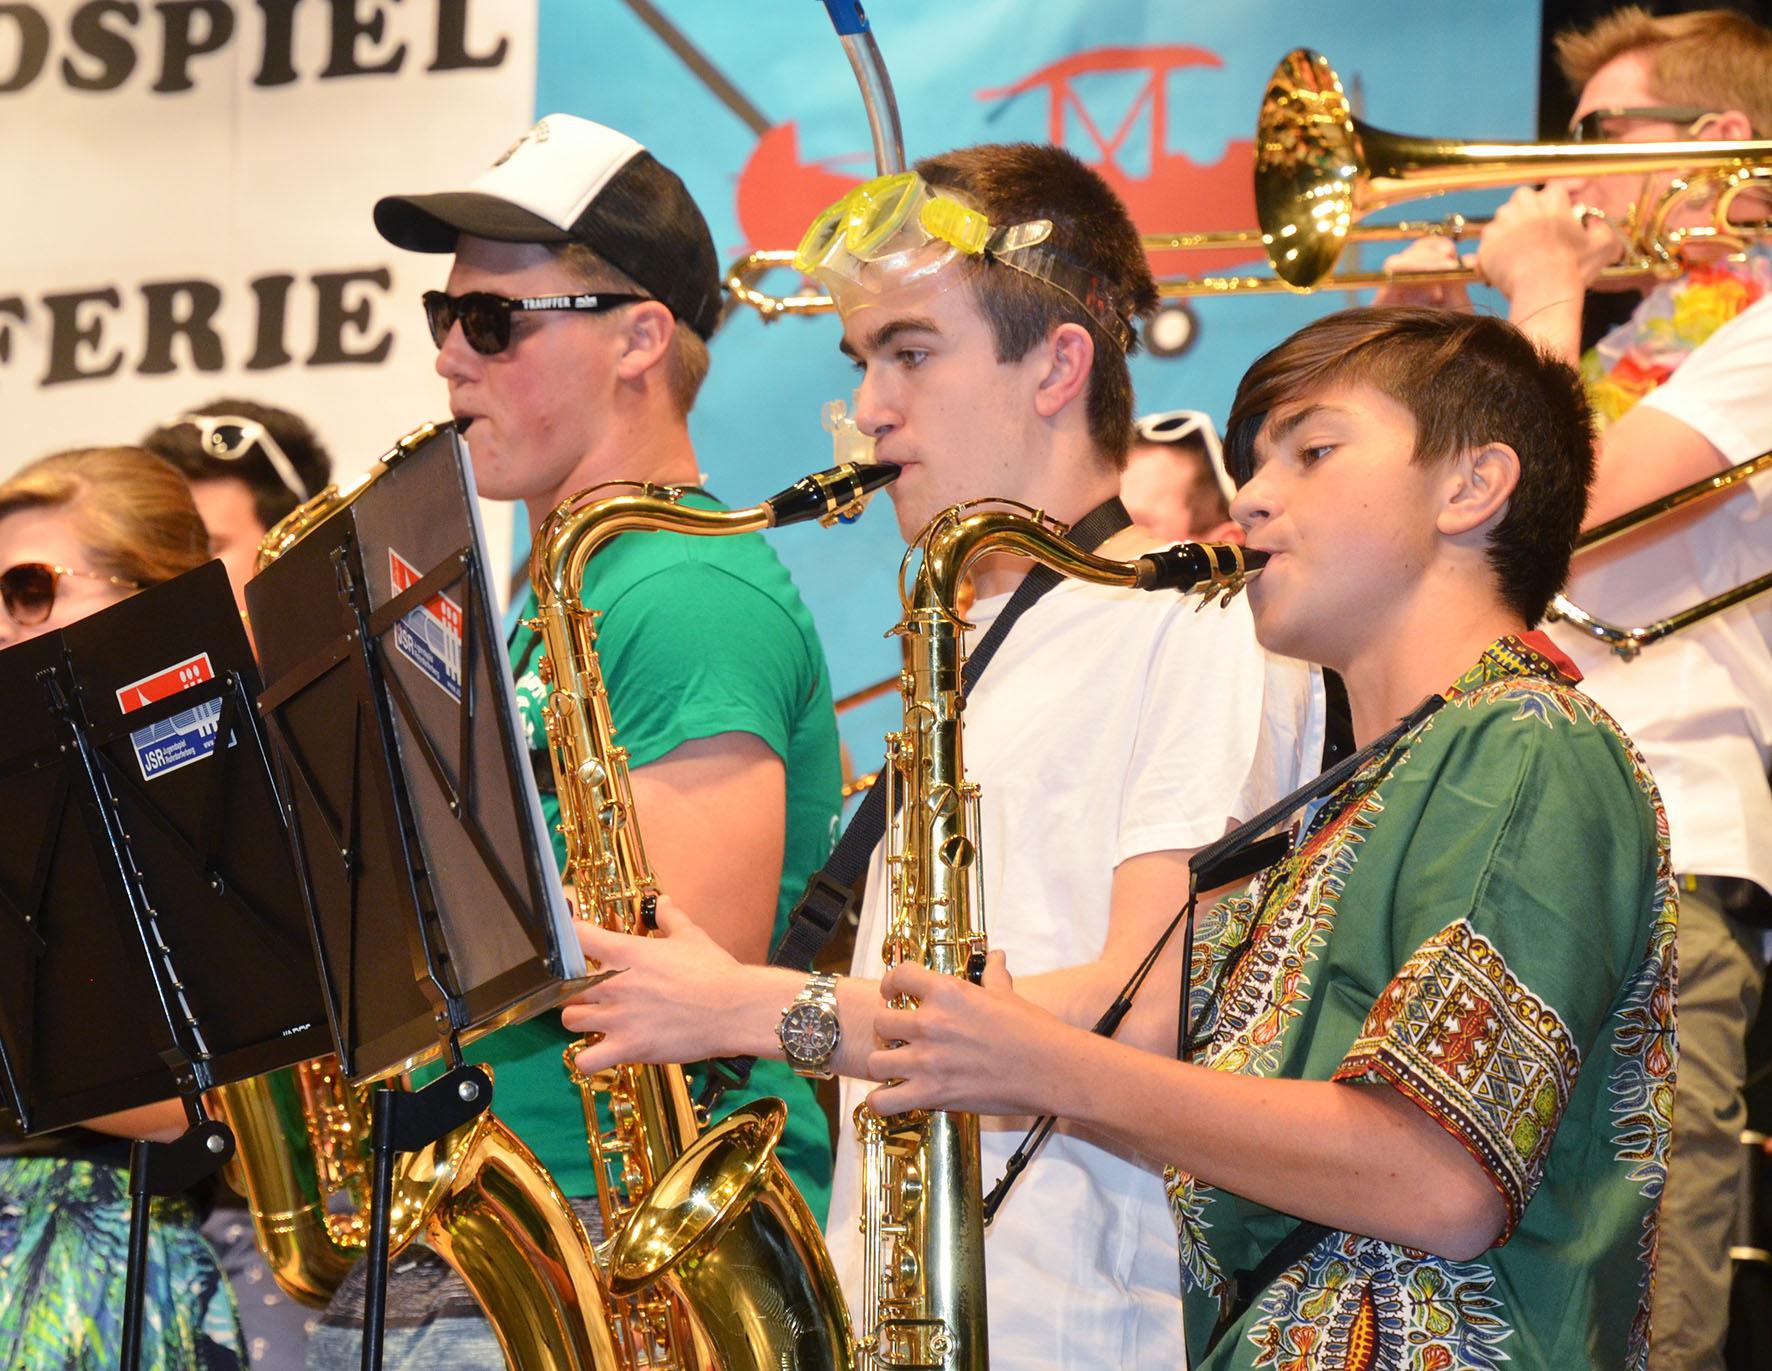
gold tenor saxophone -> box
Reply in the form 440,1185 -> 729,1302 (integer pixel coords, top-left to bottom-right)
532,462 -> 896,1370
609,500 -> 1261,1371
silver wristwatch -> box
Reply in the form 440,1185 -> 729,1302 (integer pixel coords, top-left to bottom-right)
777,972 -> 841,1079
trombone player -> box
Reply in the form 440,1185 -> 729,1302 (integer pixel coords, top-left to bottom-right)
1381,10 -> 1772,1367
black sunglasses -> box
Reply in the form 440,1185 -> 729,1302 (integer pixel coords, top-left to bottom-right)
421,289 -> 651,355
1570,105 -> 1718,142
1,562 -> 140,627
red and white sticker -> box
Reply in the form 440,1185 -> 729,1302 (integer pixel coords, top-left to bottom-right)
389,549 -> 463,702
116,653 -> 226,780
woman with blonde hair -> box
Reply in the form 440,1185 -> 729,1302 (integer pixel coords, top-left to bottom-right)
0,447 -> 242,1368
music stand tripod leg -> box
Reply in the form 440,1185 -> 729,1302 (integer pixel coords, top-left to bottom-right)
119,1117 -> 236,1371
359,1063 -> 493,1371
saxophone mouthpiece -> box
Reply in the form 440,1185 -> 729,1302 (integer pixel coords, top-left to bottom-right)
766,462 -> 903,528
1135,542 -> 1268,602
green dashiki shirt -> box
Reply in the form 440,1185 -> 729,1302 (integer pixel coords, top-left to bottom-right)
1169,633 -> 1678,1371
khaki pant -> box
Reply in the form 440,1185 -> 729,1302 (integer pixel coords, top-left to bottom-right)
1650,881 -> 1767,1371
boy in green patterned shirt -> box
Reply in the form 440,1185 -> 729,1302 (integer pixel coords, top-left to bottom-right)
866,307 -> 1677,1369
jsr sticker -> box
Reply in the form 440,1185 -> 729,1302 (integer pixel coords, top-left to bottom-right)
116,653 -> 227,781
389,549 -> 462,702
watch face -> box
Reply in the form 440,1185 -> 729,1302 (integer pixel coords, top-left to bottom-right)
781,1003 -> 839,1061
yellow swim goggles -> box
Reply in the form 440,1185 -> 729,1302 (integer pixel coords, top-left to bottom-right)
793,172 -> 1134,351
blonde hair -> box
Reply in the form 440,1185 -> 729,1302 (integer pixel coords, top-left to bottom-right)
0,447 -> 211,587
557,242 -> 712,417
1556,6 -> 1772,135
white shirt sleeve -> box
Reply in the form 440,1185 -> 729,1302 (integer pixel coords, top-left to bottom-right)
1115,593 -> 1324,865
1638,293 -> 1772,462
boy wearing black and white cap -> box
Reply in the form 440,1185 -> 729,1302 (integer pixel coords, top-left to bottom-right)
305,115 -> 843,1368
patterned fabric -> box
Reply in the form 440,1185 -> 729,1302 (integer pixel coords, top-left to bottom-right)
1334,918 -> 1581,1237
1582,246 -> 1771,427
1168,633 -> 1679,1370
0,1157 -> 242,1370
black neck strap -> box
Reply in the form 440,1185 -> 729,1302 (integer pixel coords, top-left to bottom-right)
981,692 -> 1446,1224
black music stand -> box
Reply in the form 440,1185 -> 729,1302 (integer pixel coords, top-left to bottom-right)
245,425 -> 581,1370
0,560 -> 334,1369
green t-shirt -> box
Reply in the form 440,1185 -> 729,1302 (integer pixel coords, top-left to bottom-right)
1170,634 -> 1677,1371
441,492 -> 840,1223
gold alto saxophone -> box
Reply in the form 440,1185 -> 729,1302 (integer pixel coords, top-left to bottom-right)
854,504 -> 1260,1370
607,499 -> 1260,1371
532,461 -> 897,1370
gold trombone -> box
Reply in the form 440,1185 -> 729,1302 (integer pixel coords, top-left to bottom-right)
723,47 -> 1772,313
1546,450 -> 1772,659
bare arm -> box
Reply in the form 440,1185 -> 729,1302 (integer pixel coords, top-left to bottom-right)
1581,402 -> 1730,531
82,1099 -> 188,1143
626,732 -> 785,964
868,958 -> 1507,1262
563,847 -> 1199,1078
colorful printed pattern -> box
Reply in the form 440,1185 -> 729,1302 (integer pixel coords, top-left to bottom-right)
1196,801 -> 1381,1080
1166,636 -> 1676,1370
1583,246 -> 1770,426
1333,919 -> 1581,1235
1246,1231 -> 1509,1371
0,1157 -> 242,1370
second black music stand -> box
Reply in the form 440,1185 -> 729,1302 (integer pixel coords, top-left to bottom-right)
0,560 -> 335,1368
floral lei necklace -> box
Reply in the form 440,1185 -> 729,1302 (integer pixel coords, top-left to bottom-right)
1583,244 -> 1772,428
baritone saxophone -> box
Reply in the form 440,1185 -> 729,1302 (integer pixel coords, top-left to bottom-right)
207,421 -> 448,1306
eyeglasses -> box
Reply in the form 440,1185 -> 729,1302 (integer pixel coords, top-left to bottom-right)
1570,106 -> 1719,143
421,289 -> 651,356
1132,409 -> 1237,502
1,562 -> 141,627
177,413 -> 310,503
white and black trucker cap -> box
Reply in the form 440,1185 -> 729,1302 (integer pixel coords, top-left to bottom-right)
374,114 -> 723,341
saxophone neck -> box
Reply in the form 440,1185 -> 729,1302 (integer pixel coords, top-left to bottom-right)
532,462 -> 902,612
907,505 -> 1267,617
253,419 -> 452,573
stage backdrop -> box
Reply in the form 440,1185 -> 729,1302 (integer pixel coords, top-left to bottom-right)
4,0 -> 1539,773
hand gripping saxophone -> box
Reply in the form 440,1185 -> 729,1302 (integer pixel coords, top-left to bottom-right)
532,461 -> 897,1371
857,502 -> 1263,1371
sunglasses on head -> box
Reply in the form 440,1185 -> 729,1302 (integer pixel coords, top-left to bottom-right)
1,562 -> 141,628
177,413 -> 310,503
421,289 -> 652,355
1133,408 -> 1238,502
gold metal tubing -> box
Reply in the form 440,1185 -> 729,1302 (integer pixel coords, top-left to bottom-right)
725,249 -> 834,320
1545,448 -> 1772,659
1577,449 -> 1772,553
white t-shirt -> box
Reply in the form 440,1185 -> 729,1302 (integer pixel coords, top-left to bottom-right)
827,569 -> 1325,1370
1548,292 -> 1772,893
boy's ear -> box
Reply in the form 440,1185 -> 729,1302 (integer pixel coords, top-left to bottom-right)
613,300 -> 676,382
1438,441 -> 1519,537
1031,321 -> 1095,419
